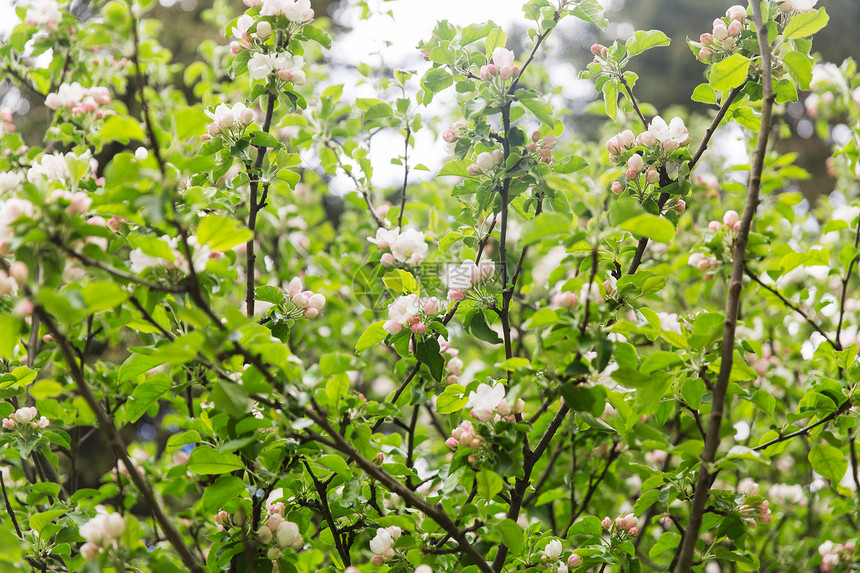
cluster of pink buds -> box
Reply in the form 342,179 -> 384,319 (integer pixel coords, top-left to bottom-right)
440,340 -> 462,382
369,526 -> 401,565
819,540 -> 856,571
526,131 -> 557,163
256,500 -> 303,558
612,513 -> 639,536
0,262 -> 28,296
441,121 -> 467,154
47,189 -> 93,215
383,294 -> 439,335
709,210 -> 741,232
740,499 -> 771,527
0,108 -> 15,136
688,252 -> 718,272
202,103 -> 255,142
590,43 -> 609,59
230,15 -> 270,54
694,6 -> 747,62
287,277 -> 326,319
2,406 -> 49,433
467,149 -> 504,176
45,83 -> 112,116
480,47 -> 519,81
79,512 -> 125,561
447,259 -> 496,300
552,290 -> 577,309
606,130 -> 635,162
446,420 -> 481,450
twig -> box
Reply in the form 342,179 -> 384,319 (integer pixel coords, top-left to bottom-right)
751,400 -> 850,452
745,268 -> 838,350
835,214 -> 860,346
674,4 -> 773,571
688,83 -> 746,170
397,124 -> 411,229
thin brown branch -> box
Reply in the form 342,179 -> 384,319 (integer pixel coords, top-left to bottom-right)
675,3 -> 773,570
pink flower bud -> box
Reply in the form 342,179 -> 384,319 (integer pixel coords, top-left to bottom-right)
700,33 -> 713,45
629,526 -> 639,536
256,21 -> 272,39
637,131 -> 657,147
723,210 -> 739,227
447,289 -> 465,302
728,20 -> 743,36
230,41 -> 243,55
713,22 -> 729,40
699,47 -> 713,61
13,299 -> 33,317
568,553 -> 583,568
9,262 -> 28,283
646,169 -> 660,184
303,307 -> 319,319
307,293 -> 326,310
610,181 -> 625,195
383,320 -> 403,335
627,154 -> 645,174
721,37 -> 736,50
526,142 -> 538,152
441,129 -> 457,143
605,136 -> 621,154
601,516 -> 612,529
67,192 -> 93,215
288,277 -> 303,297
466,164 -> 482,176
81,542 -> 100,561
445,437 -> 459,449
411,322 -> 426,334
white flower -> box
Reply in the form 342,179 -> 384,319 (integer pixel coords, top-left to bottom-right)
777,0 -> 817,12
27,152 -> 71,183
647,116 -> 691,152
737,478 -> 759,497
492,47 -> 516,78
369,528 -> 393,554
468,383 -> 506,421
276,521 -> 302,549
0,172 -> 23,194
260,0 -> 314,22
25,0 -> 61,30
248,53 -> 275,80
544,539 -> 563,560
658,312 -> 682,334
372,227 -> 400,250
388,294 -> 421,324
129,249 -> 165,274
232,14 -> 254,40
390,228 -> 428,266
446,259 -> 480,290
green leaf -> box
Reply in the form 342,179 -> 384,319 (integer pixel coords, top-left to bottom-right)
197,214 -> 254,252
316,455 -> 351,480
784,8 -> 829,39
0,316 -> 22,359
808,444 -> 847,485
691,83 -> 718,104
211,380 -> 250,418
476,469 -> 503,502
81,281 -> 128,314
202,476 -> 247,513
620,214 -> 675,244
118,352 -> 165,384
124,376 -> 172,424
709,54 -> 750,92
553,155 -> 588,174
497,518 -> 523,555
421,68 -> 453,95
99,115 -> 146,144
485,28 -> 507,55
29,510 -> 65,535
466,310 -> 503,344
519,93 -> 555,127
249,130 -> 282,149
187,447 -> 244,475
382,269 -> 419,294
415,337 -> 444,381
782,51 -> 813,90
568,515 -> 602,536
255,285 -> 285,305
626,30 -> 670,56
571,0 -> 608,30
649,531 -> 681,560
641,351 -> 683,374
436,384 -> 468,414
519,212 -> 571,246
602,80 -> 618,120
326,373 -> 350,405
356,321 -> 388,354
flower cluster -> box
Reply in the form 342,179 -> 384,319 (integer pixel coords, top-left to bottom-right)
775,0 -> 818,13
467,149 -> 504,176
372,227 -> 428,267
369,526 -> 401,565
2,406 -> 49,433
736,479 -> 772,528
24,0 -> 61,30
382,294 -> 440,335
285,277 -> 326,318
446,258 -> 495,300
79,512 -> 125,561
0,108 -> 15,137
203,103 -> 256,143
27,150 -> 99,185
611,512 -> 639,536
525,131 -> 557,163
445,420 -> 481,450
480,47 -> 518,81
439,339 -> 462,382
248,52 -> 307,83
819,540 -> 856,571
692,6 -> 748,62
45,83 -> 112,116
0,262 -> 28,296
688,252 -> 718,272
441,121 -> 466,154
606,117 -> 690,195
256,0 -> 314,22
767,483 -> 805,505
254,491 -> 303,560
468,382 -> 522,422
708,209 -> 741,233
